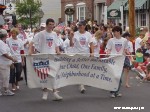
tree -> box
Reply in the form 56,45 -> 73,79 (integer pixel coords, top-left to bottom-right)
16,0 -> 42,29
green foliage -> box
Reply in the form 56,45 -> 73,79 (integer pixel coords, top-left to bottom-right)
16,0 -> 42,28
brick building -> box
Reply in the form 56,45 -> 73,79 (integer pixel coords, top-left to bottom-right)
61,0 -> 114,24
61,0 -> 94,24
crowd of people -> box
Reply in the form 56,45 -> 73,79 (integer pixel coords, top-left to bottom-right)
0,18 -> 150,100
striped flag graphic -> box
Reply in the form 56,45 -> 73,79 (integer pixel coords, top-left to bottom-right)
34,68 -> 50,80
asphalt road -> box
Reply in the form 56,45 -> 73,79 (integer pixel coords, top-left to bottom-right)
0,71 -> 150,112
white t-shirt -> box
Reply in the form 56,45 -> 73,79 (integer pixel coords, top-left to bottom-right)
92,37 -> 101,57
0,40 -> 12,66
135,37 -> 142,52
24,37 -> 33,54
106,37 -> 128,55
127,41 -> 133,53
73,31 -> 93,55
17,33 -> 26,42
6,38 -> 24,63
146,49 -> 150,54
32,30 -> 59,54
63,38 -> 75,53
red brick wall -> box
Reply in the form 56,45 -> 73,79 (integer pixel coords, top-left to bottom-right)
106,0 -> 115,6
61,0 -> 94,22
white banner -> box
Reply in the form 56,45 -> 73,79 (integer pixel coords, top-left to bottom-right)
26,54 -> 125,91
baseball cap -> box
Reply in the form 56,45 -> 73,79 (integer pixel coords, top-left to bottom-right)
0,29 -> 8,35
40,23 -> 46,27
78,20 -> 86,26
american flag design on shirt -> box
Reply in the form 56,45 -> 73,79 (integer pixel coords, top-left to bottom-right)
46,37 -> 53,48
79,37 -> 86,46
33,60 -> 50,80
11,43 -> 18,51
115,43 -> 122,52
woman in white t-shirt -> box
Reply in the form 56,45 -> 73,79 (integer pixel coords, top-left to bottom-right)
92,30 -> 103,57
0,29 -> 17,96
6,28 -> 24,91
70,20 -> 94,93
53,27 -> 64,52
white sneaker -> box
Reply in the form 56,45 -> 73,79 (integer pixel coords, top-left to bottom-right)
110,93 -> 122,98
116,93 -> 122,97
139,72 -> 146,78
3,90 -> 15,96
16,86 -> 20,90
110,93 -> 116,98
53,92 -> 63,101
80,85 -> 86,94
42,91 -> 48,100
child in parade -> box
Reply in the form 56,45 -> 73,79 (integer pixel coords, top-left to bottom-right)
105,26 -> 128,98
122,32 -> 134,88
29,18 -> 63,101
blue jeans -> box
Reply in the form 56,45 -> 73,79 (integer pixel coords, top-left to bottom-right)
110,71 -> 123,95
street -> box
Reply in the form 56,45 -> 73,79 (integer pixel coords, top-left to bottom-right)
0,71 -> 150,112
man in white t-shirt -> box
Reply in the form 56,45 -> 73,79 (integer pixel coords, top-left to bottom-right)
106,26 -> 128,98
70,20 -> 94,93
29,18 -> 62,101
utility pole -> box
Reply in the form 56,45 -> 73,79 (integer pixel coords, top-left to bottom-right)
128,0 -> 135,40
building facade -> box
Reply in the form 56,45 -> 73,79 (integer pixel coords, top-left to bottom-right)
40,0 -> 61,24
61,0 -> 94,24
107,0 -> 150,29
94,0 -> 114,24
61,0 -> 114,24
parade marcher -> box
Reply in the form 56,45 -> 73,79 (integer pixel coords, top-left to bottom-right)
99,37 -> 109,58
29,18 -> 63,101
17,23 -> 28,83
0,29 -> 17,96
92,30 -> 103,57
6,28 -> 25,91
106,26 -> 128,98
122,32 -> 133,88
70,20 -> 94,93
63,28 -> 75,53
53,27 -> 64,52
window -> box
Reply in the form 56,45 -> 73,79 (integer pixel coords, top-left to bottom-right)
65,4 -> 74,23
67,15 -> 73,22
140,13 -> 146,26
76,2 -> 86,21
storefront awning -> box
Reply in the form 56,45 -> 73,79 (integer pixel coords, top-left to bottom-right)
107,0 -> 128,10
124,0 -> 148,10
